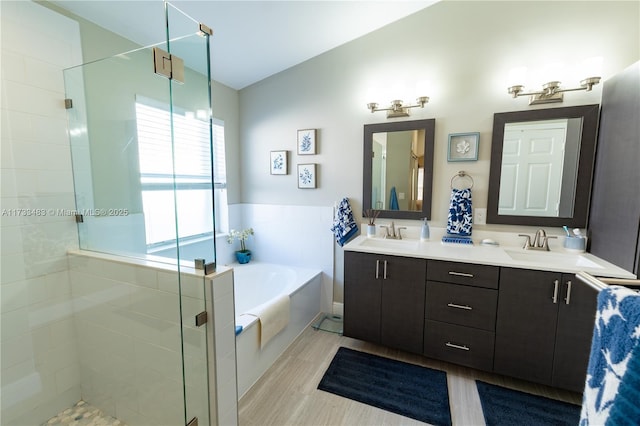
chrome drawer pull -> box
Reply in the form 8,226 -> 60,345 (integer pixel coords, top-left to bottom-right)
552,279 -> 559,304
448,271 -> 474,278
447,303 -> 473,310
445,342 -> 470,351
375,260 -> 380,279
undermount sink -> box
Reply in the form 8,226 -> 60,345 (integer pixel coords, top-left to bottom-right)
504,249 -> 603,269
358,238 -> 420,251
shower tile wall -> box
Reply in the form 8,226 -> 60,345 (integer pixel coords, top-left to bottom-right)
68,253 -> 211,426
208,269 -> 238,426
1,2 -> 83,424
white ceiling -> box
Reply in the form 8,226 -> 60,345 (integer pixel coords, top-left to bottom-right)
50,0 -> 438,90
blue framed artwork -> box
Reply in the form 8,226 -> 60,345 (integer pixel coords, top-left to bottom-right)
448,132 -> 479,162
297,129 -> 317,155
270,150 -> 288,175
297,163 -> 316,188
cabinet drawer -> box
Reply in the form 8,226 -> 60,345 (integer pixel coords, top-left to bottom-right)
424,320 -> 495,371
427,260 -> 499,289
426,281 -> 497,331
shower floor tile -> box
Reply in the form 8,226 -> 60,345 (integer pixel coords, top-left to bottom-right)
44,400 -> 126,426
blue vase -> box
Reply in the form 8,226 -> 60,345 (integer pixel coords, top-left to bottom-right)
235,250 -> 252,264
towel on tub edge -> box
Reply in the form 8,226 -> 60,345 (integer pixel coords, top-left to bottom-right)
246,294 -> 290,349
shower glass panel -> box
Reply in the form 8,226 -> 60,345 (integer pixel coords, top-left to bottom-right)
166,2 -> 215,425
63,1 -> 214,425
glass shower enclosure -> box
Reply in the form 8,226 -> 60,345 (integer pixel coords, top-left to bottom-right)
63,2 -> 216,425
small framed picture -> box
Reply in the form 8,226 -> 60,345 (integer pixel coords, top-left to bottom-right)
270,150 -> 288,175
297,163 -> 317,188
297,129 -> 317,155
448,132 -> 480,162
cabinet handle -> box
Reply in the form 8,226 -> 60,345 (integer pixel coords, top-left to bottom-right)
375,260 -> 380,279
552,279 -> 559,304
445,342 -> 470,351
383,260 -> 388,280
565,280 -> 572,305
448,271 -> 474,278
447,303 -> 473,310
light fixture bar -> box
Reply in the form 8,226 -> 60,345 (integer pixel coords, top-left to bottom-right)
508,77 -> 601,105
367,96 -> 429,118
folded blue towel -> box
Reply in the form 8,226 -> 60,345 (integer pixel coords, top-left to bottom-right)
330,197 -> 359,247
580,286 -> 640,425
389,186 -> 400,210
442,235 -> 473,245
235,325 -> 243,335
446,188 -> 472,236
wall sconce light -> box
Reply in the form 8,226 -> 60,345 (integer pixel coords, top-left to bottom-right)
508,77 -> 601,105
367,96 -> 429,118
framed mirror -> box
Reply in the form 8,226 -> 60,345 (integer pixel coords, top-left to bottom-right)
487,104 -> 599,227
363,119 -> 435,220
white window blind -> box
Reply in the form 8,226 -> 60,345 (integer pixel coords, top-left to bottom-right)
135,97 -> 227,246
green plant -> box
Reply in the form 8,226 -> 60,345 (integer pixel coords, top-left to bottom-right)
227,228 -> 254,252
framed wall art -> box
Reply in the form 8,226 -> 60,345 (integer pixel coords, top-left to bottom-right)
270,150 -> 288,175
297,163 -> 317,188
448,132 -> 479,162
297,129 -> 317,155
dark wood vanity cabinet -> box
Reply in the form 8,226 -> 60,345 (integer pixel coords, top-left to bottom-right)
345,251 -> 599,393
424,260 -> 499,371
343,251 -> 426,354
494,268 -> 598,392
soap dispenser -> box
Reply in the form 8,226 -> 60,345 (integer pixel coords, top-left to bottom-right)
420,218 -> 430,241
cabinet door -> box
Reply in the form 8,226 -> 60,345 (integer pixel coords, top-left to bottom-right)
343,251 -> 381,343
494,268 -> 560,385
552,274 -> 598,392
381,256 -> 426,354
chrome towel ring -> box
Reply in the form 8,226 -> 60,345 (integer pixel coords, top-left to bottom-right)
450,171 -> 474,190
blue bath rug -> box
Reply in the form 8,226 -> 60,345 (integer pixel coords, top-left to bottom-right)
476,380 -> 581,426
318,347 -> 451,425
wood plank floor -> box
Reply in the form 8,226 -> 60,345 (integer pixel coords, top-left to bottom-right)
238,325 -> 582,425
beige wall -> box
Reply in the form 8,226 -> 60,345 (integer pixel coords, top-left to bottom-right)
238,0 -> 638,303
238,1 -> 639,224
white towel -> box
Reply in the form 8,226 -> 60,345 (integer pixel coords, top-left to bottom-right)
246,294 -> 290,349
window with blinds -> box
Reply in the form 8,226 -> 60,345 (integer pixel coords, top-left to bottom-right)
135,97 -> 227,246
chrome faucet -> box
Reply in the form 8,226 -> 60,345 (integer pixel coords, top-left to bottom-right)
532,229 -> 546,248
380,222 -> 407,240
518,229 -> 557,251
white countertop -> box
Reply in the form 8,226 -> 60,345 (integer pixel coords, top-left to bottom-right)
343,226 -> 636,279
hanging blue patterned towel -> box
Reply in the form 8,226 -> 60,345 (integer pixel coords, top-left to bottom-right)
607,341 -> 640,425
446,188 -> 473,236
331,197 -> 359,247
580,285 -> 640,425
